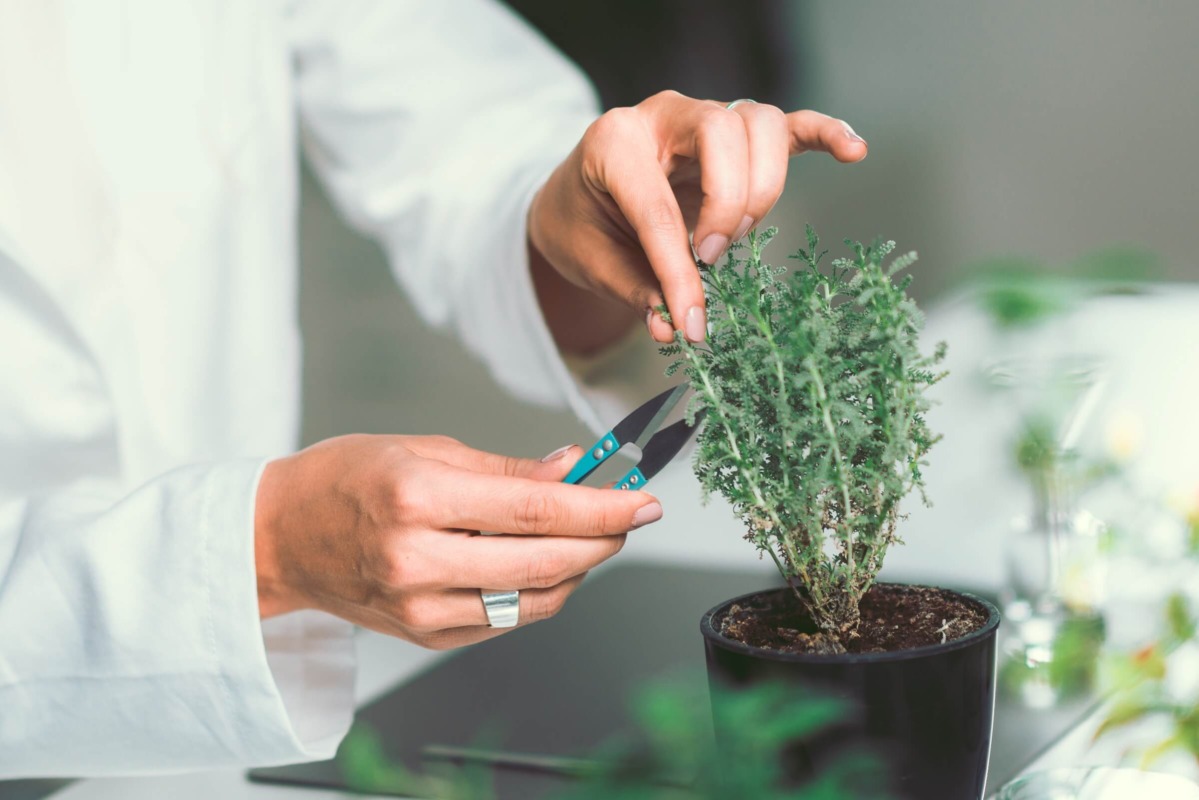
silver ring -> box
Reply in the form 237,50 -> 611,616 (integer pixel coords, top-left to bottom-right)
481,589 -> 520,628
725,98 -> 757,110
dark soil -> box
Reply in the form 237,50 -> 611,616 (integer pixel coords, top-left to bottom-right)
718,584 -> 990,656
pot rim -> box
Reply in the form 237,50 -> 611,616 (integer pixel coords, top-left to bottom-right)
700,582 -> 1001,664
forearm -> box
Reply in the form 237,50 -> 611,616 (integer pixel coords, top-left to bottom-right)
529,236 -> 638,357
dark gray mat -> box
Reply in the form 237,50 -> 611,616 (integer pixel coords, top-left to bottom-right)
249,562 -> 1099,798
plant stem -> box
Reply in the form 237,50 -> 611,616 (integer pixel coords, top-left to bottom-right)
806,360 -> 856,581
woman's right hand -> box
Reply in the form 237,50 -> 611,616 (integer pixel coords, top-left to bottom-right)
253,434 -> 662,649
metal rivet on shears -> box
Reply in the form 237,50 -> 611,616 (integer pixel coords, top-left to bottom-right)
593,448 -> 604,459
629,475 -> 639,485
603,439 -> 614,451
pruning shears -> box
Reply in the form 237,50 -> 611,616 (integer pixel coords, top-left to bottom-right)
563,384 -> 704,491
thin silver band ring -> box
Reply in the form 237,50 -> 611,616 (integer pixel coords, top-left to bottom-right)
481,589 -> 520,628
725,98 -> 758,110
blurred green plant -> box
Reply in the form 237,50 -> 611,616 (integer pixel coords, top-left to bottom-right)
1095,590 -> 1199,768
970,246 -> 1161,330
334,676 -> 889,799
1188,504 -> 1199,557
553,679 -> 888,800
1009,411 -> 1123,509
336,724 -> 493,799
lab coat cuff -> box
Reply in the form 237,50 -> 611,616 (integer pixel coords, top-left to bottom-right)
208,458 -> 355,764
259,610 -> 356,759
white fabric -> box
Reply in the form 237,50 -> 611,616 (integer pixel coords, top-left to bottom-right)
0,0 -> 605,777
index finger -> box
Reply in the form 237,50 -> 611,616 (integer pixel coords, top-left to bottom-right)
591,113 -> 707,344
439,467 -> 663,537
786,110 -> 868,163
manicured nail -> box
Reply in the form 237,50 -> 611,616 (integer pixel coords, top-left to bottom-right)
541,444 -> 575,463
733,215 -> 754,241
631,502 -> 663,529
696,233 -> 729,265
684,306 -> 706,342
645,307 -> 656,336
843,123 -> 866,144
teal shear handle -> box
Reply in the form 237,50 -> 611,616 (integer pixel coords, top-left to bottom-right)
563,432 -> 620,485
612,466 -> 648,491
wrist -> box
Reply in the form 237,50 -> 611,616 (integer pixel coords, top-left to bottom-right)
254,456 -> 304,618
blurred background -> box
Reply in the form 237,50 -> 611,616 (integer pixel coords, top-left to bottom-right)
294,2 -> 1198,784
298,0 -> 1198,456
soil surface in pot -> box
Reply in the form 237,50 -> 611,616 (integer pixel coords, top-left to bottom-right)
719,584 -> 989,655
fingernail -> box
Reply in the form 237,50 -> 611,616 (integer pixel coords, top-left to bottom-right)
541,444 -> 575,463
696,233 -> 729,265
733,215 -> 754,241
843,123 -> 866,144
645,307 -> 655,336
684,306 -> 706,342
631,502 -> 663,529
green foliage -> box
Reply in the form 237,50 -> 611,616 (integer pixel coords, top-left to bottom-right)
662,227 -> 945,641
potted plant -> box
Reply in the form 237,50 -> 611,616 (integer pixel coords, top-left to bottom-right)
663,227 -> 1001,799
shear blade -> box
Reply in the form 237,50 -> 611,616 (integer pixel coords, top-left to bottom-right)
611,384 -> 689,450
635,411 -> 706,482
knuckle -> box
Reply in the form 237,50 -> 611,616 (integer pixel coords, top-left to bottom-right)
390,477 -> 426,521
391,594 -> 421,629
643,89 -> 684,108
402,597 -> 443,634
515,490 -> 560,534
496,454 -> 524,478
524,547 -> 569,589
588,107 -> 639,146
421,434 -> 459,450
580,504 -> 612,536
377,550 -> 410,589
746,102 -> 786,125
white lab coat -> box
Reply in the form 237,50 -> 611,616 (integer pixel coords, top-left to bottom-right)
0,0 -> 620,777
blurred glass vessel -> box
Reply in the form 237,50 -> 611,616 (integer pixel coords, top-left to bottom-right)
985,356 -> 1109,708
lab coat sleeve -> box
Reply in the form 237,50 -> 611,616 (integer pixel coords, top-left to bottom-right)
285,0 -> 671,430
0,460 -> 354,777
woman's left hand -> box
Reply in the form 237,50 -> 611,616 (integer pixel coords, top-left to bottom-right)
528,91 -> 867,346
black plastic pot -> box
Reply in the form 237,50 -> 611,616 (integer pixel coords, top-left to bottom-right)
701,584 -> 1000,800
